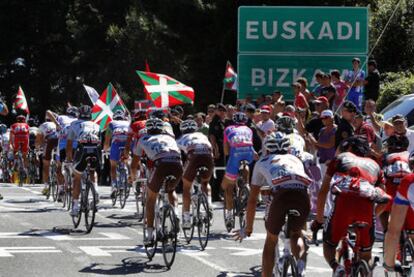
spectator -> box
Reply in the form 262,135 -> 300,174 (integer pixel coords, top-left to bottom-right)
225,105 -> 236,127
206,104 -> 216,124
272,100 -> 286,120
256,95 -> 265,108
195,112 -> 209,136
364,60 -> 380,101
391,114 -> 414,154
297,77 -> 313,102
306,109 -> 337,176
363,99 -> 382,133
335,101 -> 357,148
264,95 -> 273,107
344,57 -> 365,111
208,103 -> 227,201
257,105 -> 275,138
170,106 -> 184,138
312,71 -> 324,97
331,70 -> 349,112
293,82 -> 309,110
245,104 -> 262,153
272,90 -> 283,104
320,73 -> 336,108
353,112 -> 376,146
380,120 -> 395,144
302,96 -> 329,139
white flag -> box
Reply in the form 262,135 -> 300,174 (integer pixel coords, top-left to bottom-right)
83,84 -> 100,105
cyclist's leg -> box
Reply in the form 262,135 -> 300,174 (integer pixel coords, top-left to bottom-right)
109,142 -> 119,189
354,198 -> 376,263
42,140 -> 52,189
262,231 -> 279,277
182,154 -> 198,214
221,149 -> 238,210
56,147 -> 66,191
130,154 -> 140,183
71,147 -> 86,212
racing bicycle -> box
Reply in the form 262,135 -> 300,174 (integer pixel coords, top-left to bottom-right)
111,149 -> 130,209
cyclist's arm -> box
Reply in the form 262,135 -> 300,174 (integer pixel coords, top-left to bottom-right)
66,139 -> 73,161
384,203 -> 408,268
9,132 -> 14,151
130,154 -> 141,183
316,172 -> 333,223
45,110 -> 59,129
103,131 -> 111,152
35,133 -> 43,150
245,184 -> 261,235
223,140 -> 229,157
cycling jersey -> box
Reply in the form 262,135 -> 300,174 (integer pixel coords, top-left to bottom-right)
129,120 -> 146,140
56,115 -> 77,145
10,122 -> 29,153
39,122 -> 58,140
286,132 -> 305,156
177,132 -> 212,155
393,174 -> 414,232
29,126 -> 40,150
107,120 -> 129,161
224,125 -> 253,148
252,153 -> 311,188
134,133 -> 181,161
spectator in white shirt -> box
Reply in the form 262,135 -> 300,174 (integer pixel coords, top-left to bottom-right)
257,105 -> 275,138
391,114 -> 414,154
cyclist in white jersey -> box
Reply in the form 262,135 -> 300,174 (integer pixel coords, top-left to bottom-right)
104,110 -> 130,197
275,116 -> 305,156
177,119 -> 214,228
234,132 -> 311,277
46,107 -> 78,200
66,105 -> 101,216
131,117 -> 183,245
39,117 -> 58,195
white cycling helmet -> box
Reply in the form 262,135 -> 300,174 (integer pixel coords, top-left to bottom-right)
145,117 -> 164,134
180,119 -> 197,134
264,131 -> 290,154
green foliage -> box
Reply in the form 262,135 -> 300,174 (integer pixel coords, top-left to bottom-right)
377,71 -> 414,111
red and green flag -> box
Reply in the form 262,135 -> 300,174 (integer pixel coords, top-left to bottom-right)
92,83 -> 127,130
13,86 -> 30,114
136,71 -> 194,108
223,61 -> 238,91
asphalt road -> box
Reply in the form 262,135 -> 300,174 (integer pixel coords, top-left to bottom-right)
0,183 -> 388,277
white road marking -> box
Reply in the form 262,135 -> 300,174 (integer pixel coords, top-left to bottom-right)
307,266 -> 332,272
0,247 -> 61,257
0,232 -> 130,241
79,246 -> 144,257
20,187 -> 42,195
223,247 -> 262,256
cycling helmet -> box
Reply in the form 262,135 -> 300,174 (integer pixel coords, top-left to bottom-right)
232,112 -> 248,125
0,124 -> 7,135
79,105 -> 92,120
385,135 -> 409,153
145,117 -> 164,134
16,114 -> 26,123
66,106 -> 79,118
339,136 -> 370,157
149,109 -> 167,120
27,117 -> 39,127
264,131 -> 290,154
113,110 -> 125,120
180,119 -> 198,134
276,116 -> 295,134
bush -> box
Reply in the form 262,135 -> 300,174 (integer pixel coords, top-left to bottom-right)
377,71 -> 414,111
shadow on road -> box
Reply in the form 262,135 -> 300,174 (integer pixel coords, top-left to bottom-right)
217,265 -> 261,277
79,257 -> 168,275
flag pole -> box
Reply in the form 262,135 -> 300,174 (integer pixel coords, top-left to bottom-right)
220,61 -> 228,103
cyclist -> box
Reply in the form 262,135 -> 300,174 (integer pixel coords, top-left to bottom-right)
46,107 -> 79,200
103,110 -> 130,198
311,136 -> 390,276
10,115 -> 30,174
27,117 -> 41,183
384,151 -> 414,272
131,117 -> 183,245
234,132 -> 311,277
177,119 -> 214,229
66,105 -> 101,216
275,116 -> 305,156
39,115 -> 58,195
380,134 -> 411,232
221,111 -> 256,230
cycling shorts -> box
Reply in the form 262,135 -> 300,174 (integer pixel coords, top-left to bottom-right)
29,133 -> 36,150
73,144 -> 101,173
148,157 -> 183,193
265,188 -> 309,236
384,177 -> 402,212
324,194 -> 375,252
183,151 -> 214,182
13,139 -> 29,155
44,138 -> 58,161
110,141 -> 126,162
225,146 -> 254,181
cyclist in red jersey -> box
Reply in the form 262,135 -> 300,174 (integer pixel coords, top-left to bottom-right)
379,134 -> 411,232
10,115 -> 30,167
311,136 -> 390,276
384,151 -> 414,272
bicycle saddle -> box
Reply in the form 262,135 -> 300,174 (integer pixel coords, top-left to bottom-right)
164,175 -> 176,183
287,209 -> 301,217
240,160 -> 250,167
349,221 -> 368,229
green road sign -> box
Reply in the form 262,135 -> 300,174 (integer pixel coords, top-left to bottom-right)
238,54 -> 367,100
238,6 -> 368,54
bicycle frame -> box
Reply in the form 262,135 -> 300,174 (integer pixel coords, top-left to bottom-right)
338,224 -> 366,275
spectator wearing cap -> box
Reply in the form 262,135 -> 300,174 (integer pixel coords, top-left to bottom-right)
344,57 -> 366,111
206,104 -> 216,124
257,105 -> 275,138
331,70 -> 349,112
292,82 -> 309,111
312,71 -> 324,97
195,112 -> 209,136
170,106 -> 184,138
364,60 -> 380,101
391,114 -> 414,154
353,112 -> 376,145
306,109 -> 337,176
335,101 -> 357,148
208,103 -> 227,201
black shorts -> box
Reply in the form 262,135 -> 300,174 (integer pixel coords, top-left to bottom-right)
73,144 -> 101,173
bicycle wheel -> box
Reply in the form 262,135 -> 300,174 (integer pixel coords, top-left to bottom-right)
161,205 -> 178,269
401,238 -> 414,273
135,183 -> 144,221
222,188 -> 236,233
71,198 -> 82,228
119,171 -> 128,209
238,185 -> 250,230
84,181 -> 97,233
281,255 -> 298,277
352,260 -> 370,276
143,207 -> 157,260
197,194 -> 210,250
182,200 -> 195,244
66,174 -> 72,211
